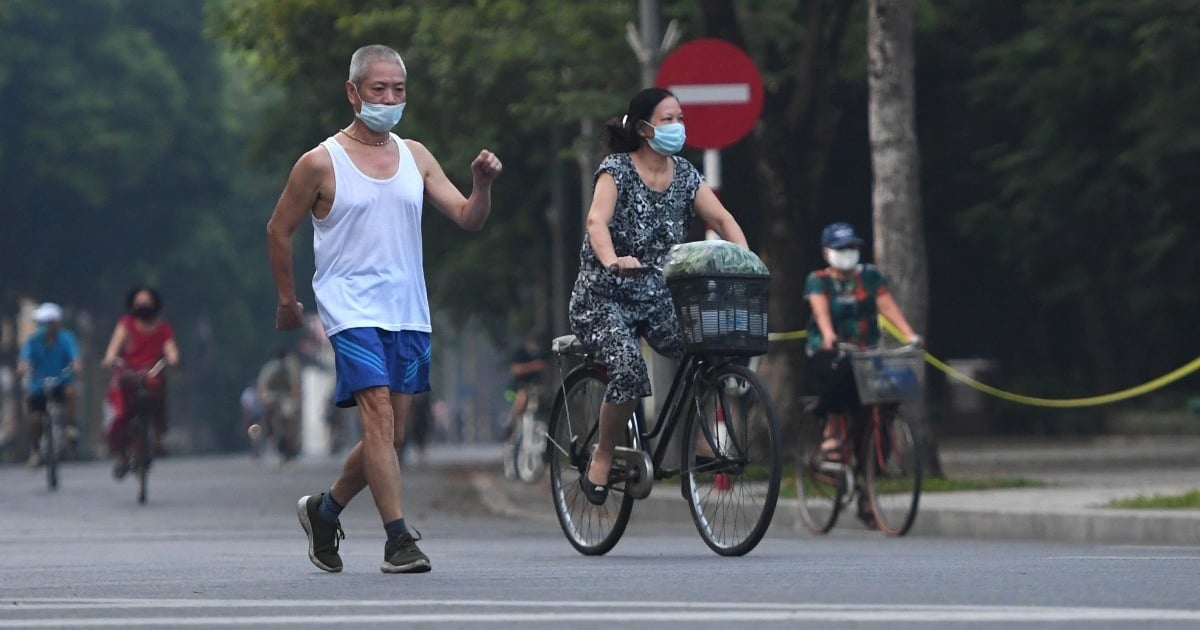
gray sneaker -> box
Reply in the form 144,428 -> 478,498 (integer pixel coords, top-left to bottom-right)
297,494 -> 345,572
381,531 -> 431,574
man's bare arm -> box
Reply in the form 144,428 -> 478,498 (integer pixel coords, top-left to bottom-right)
408,140 -> 502,231
267,148 -> 327,330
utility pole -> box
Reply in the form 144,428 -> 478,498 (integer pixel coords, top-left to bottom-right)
626,0 -> 680,88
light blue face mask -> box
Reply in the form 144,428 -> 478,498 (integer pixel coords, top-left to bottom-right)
354,85 -> 406,133
646,121 -> 686,155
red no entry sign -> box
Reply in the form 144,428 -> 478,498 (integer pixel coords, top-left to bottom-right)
655,38 -> 764,150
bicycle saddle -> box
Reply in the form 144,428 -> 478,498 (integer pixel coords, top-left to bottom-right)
551,335 -> 592,356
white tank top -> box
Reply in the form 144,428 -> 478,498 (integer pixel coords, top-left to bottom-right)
312,134 -> 429,336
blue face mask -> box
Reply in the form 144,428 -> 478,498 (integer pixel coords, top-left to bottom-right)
354,85 -> 406,133
646,122 -> 686,155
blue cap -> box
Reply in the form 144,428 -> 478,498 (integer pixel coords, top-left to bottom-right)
821,222 -> 864,249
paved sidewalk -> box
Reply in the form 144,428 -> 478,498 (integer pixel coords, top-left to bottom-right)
452,435 -> 1200,547
919,435 -> 1200,545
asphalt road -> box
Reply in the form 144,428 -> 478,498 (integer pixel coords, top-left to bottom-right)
2,452 -> 1199,629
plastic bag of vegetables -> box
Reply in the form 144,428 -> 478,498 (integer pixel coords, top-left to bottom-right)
664,240 -> 769,278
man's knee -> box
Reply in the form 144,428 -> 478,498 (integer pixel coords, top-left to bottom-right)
356,388 -> 395,443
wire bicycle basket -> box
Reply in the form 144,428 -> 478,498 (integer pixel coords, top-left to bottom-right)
848,347 -> 924,404
666,273 -> 770,356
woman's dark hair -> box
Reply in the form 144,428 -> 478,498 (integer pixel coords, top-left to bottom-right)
125,284 -> 163,315
603,87 -> 676,153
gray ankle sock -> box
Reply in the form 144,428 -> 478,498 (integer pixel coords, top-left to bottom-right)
384,518 -> 409,541
317,491 -> 344,524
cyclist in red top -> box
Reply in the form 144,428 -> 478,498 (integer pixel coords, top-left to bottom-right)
101,285 -> 180,479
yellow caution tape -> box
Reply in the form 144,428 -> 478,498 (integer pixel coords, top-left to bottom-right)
767,319 -> 1200,408
767,329 -> 807,341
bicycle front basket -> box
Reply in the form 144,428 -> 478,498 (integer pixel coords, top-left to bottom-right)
666,273 -> 770,357
849,348 -> 924,404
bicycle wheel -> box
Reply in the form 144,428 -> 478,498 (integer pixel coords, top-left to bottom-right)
516,419 -> 546,483
683,362 -> 782,556
130,414 -> 150,505
502,432 -> 520,480
793,414 -> 845,534
44,408 -> 60,491
863,408 -> 921,536
547,365 -> 634,556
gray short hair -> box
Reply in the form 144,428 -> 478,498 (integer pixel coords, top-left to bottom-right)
348,45 -> 406,86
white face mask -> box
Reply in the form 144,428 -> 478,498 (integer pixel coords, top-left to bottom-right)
826,248 -> 860,271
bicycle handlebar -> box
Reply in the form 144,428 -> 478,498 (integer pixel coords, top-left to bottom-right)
834,342 -> 923,358
112,357 -> 169,379
39,367 -> 73,390
608,263 -> 662,278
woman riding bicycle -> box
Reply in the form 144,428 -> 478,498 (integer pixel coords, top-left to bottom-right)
569,86 -> 750,505
101,285 -> 180,479
804,222 -> 921,512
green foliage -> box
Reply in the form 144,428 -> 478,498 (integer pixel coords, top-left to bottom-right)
1108,489 -> 1200,509
0,0 -> 282,449
959,1 -> 1200,359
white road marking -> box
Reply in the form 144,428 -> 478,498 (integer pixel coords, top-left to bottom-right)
3,599 -> 1198,626
1050,556 -> 1200,560
668,84 -> 750,105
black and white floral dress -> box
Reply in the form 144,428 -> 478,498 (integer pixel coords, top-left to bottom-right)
569,152 -> 703,403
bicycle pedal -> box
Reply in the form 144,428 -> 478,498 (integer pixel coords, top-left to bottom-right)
817,460 -> 846,476
613,446 -> 653,500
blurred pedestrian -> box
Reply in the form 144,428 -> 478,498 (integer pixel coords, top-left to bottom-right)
267,44 -> 502,574
257,349 -> 301,463
399,392 -> 432,467
240,382 -> 265,458
506,332 -> 547,434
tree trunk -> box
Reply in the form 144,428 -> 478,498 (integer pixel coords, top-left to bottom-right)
868,0 -> 941,475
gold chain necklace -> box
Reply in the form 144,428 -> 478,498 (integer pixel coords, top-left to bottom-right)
339,128 -> 389,147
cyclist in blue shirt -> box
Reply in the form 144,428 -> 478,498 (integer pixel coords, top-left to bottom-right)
16,303 -> 82,467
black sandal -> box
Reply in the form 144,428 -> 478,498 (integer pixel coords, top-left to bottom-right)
579,476 -> 609,506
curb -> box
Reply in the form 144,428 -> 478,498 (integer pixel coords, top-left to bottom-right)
910,507 -> 1200,546
479,472 -> 1200,547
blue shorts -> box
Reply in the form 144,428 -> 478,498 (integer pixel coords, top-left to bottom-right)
329,328 -> 432,408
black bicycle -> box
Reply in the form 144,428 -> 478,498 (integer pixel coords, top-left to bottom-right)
38,370 -> 72,491
546,269 -> 781,556
115,358 -> 167,504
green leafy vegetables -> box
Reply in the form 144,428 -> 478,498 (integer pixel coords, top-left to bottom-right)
664,240 -> 769,277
